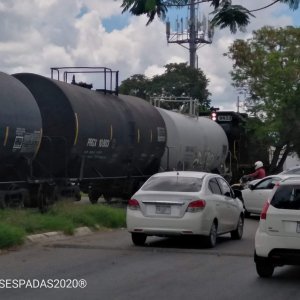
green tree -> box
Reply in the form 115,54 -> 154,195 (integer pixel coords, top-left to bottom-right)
119,0 -> 299,33
118,74 -> 150,99
226,26 -> 300,173
119,62 -> 211,110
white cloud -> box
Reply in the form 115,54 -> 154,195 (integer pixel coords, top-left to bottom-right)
144,65 -> 165,78
0,0 -> 298,109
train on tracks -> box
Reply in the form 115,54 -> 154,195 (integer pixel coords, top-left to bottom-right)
0,67 -> 229,209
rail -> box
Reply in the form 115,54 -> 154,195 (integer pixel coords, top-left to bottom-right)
50,67 -> 119,95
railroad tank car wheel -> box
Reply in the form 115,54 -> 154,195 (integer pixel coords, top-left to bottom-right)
15,193 -> 25,209
37,183 -> 57,213
103,194 -> 112,203
0,196 -> 6,209
22,190 -> 31,207
6,185 -> 26,208
53,186 -> 59,202
88,190 -> 101,204
38,193 -> 50,213
75,190 -> 81,201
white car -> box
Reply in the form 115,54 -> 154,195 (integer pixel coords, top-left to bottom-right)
127,171 -> 244,248
254,177 -> 300,277
241,174 -> 300,216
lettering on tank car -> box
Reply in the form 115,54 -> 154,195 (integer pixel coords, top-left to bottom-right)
99,139 -> 110,148
86,138 -> 110,148
157,127 -> 166,142
87,138 -> 98,147
13,136 -> 23,151
20,131 -> 42,153
12,127 -> 26,151
16,128 -> 26,135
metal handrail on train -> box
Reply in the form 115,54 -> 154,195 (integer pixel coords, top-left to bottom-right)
50,67 -> 119,95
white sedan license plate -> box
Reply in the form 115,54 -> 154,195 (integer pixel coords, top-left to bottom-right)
156,205 -> 171,215
297,222 -> 300,233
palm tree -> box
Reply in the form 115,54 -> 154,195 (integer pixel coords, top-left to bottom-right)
120,0 -> 299,33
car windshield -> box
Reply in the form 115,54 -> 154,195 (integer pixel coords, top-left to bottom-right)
271,185 -> 300,210
141,176 -> 203,192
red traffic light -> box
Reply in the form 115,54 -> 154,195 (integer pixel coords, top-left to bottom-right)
211,111 -> 217,121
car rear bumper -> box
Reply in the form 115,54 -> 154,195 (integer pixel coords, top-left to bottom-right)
126,210 -> 211,236
254,249 -> 300,266
255,228 -> 300,264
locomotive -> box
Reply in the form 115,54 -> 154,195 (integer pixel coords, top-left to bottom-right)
199,110 -> 270,183
0,67 -> 228,209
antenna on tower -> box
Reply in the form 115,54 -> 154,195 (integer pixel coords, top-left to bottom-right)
166,0 -> 214,69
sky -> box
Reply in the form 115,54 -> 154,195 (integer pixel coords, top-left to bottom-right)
0,0 -> 299,111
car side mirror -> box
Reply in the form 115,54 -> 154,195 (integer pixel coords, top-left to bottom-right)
249,184 -> 255,190
224,191 -> 232,197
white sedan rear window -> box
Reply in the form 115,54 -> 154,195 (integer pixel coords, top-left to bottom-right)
141,176 -> 203,192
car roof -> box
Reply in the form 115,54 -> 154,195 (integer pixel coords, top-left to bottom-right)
279,166 -> 300,174
260,174 -> 300,180
151,171 -> 213,179
249,174 -> 300,185
279,177 -> 300,185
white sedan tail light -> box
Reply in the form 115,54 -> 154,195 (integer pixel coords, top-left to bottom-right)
186,200 -> 206,212
128,199 -> 140,210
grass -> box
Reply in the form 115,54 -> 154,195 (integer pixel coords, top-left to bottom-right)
0,201 -> 126,249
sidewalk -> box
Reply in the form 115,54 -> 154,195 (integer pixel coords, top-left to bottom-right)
25,226 -> 93,244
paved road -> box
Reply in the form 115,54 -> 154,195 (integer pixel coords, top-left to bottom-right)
0,217 -> 299,300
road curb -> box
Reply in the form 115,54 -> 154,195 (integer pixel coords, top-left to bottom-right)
26,226 -> 93,244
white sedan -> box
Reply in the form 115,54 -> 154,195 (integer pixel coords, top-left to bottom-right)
126,171 -> 244,248
241,174 -> 300,216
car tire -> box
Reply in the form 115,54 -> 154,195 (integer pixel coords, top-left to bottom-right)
256,260 -> 274,278
231,215 -> 244,240
205,221 -> 217,248
131,233 -> 147,246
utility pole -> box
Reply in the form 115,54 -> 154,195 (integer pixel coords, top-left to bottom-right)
166,0 -> 213,69
189,0 -> 197,69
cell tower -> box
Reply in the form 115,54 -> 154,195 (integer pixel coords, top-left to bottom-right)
166,0 -> 214,69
